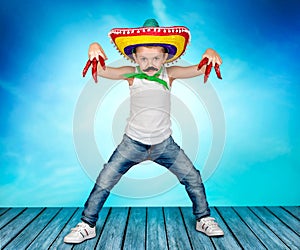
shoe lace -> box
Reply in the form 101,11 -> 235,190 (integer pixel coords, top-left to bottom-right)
201,217 -> 219,229
71,222 -> 87,232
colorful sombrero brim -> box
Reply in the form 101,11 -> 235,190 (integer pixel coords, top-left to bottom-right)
108,26 -> 191,63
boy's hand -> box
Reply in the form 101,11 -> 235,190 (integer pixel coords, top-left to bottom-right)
82,43 -> 108,83
197,48 -> 223,83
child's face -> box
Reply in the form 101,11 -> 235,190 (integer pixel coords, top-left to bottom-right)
133,46 -> 168,76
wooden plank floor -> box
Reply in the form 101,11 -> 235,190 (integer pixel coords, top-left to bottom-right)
0,207 -> 299,249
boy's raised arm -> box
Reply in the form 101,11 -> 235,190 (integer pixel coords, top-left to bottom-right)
167,48 -> 223,83
83,42 -> 134,83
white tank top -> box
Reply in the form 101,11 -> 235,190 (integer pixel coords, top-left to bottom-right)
125,66 -> 172,145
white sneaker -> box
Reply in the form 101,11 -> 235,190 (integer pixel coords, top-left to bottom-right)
64,221 -> 96,244
196,217 -> 224,237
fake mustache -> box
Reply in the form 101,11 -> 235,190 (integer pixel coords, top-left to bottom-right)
143,66 -> 159,72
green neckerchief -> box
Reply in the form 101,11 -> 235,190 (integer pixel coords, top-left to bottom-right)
123,66 -> 169,90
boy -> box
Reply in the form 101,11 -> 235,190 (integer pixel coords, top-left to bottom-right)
64,19 -> 224,244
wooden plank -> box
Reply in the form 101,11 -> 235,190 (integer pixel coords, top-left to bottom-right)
0,208 -> 25,229
282,206 -> 300,220
49,208 -> 83,250
26,207 -> 77,249
164,207 -> 192,250
234,207 -> 289,249
267,206 -> 300,235
72,207 -> 110,250
180,207 -> 215,250
0,208 -> 10,216
210,207 -> 242,250
0,207 -> 43,248
123,207 -> 146,249
146,207 -> 168,250
217,207 -> 266,250
4,207 -> 60,250
251,207 -> 300,250
0,206 -> 298,249
96,207 -> 129,249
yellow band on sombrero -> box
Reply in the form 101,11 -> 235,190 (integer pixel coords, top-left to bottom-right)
109,21 -> 191,63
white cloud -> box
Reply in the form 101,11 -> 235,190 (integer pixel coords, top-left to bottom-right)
0,79 -> 26,102
152,0 -> 171,25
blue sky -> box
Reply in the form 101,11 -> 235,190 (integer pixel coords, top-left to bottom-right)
0,0 -> 299,206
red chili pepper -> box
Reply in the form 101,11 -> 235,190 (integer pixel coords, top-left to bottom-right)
99,55 -> 106,70
82,59 -> 92,77
204,62 -> 212,83
214,63 -> 222,79
197,57 -> 209,71
92,57 -> 98,83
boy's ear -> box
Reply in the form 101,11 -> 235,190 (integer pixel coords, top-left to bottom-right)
163,53 -> 168,63
132,53 -> 138,62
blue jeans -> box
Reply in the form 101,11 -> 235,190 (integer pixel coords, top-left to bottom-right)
82,134 -> 210,226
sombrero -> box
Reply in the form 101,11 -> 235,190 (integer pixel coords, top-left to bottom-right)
108,19 -> 191,63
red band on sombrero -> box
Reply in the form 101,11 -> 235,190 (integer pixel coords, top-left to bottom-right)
109,26 -> 190,63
